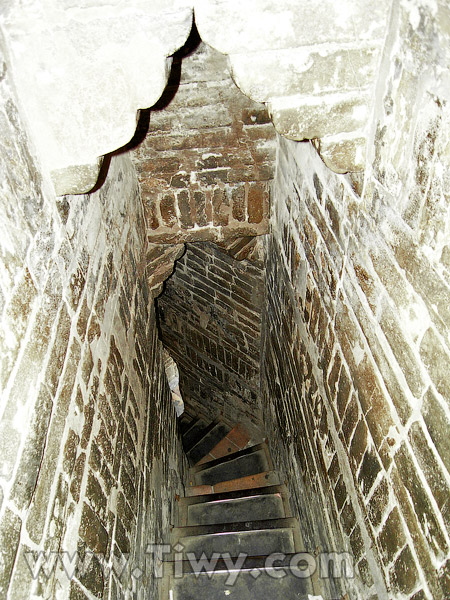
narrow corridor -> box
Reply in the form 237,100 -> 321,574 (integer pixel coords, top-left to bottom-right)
1,5 -> 449,600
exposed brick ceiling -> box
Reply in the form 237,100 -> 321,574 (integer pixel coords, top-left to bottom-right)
157,242 -> 264,426
131,26 -> 277,245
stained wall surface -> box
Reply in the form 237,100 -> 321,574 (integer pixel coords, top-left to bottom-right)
0,35 -> 187,600
261,3 -> 450,597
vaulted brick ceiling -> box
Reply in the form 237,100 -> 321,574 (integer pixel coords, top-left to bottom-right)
157,241 -> 265,427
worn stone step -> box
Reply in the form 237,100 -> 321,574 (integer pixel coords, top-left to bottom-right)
161,554 -> 315,599
189,444 -> 272,487
196,423 -> 252,465
172,517 -> 301,555
182,418 -> 209,449
181,417 -> 201,437
185,492 -> 287,526
187,422 -> 231,465
174,528 -> 296,558
186,471 -> 280,496
178,484 -> 291,525
173,516 -> 300,539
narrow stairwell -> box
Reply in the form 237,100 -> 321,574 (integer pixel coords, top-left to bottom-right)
161,413 -> 319,599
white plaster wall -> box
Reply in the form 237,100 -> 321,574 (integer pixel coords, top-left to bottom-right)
1,0 -> 393,195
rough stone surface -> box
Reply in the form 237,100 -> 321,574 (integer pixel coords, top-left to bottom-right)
1,0 -> 193,194
194,0 -> 391,171
1,0 -> 392,197
1,3 -> 450,600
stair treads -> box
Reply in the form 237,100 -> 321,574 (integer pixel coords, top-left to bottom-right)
177,528 -> 295,558
191,446 -> 271,486
187,494 -> 286,526
182,419 -> 208,449
169,419 -> 316,598
180,484 -> 287,506
190,443 -> 267,474
167,566 -> 314,599
186,471 -> 280,496
174,517 -> 299,537
196,423 -> 251,465
187,423 -> 230,465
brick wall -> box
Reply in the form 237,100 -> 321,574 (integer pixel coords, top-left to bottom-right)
132,30 -> 276,244
0,38 -> 187,600
2,4 -> 450,600
261,4 -> 450,593
158,242 -> 264,427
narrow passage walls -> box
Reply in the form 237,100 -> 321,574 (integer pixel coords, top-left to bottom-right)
0,36 -> 187,600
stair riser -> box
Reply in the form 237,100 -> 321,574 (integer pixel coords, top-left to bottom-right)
179,417 -> 194,436
196,423 -> 251,465
178,485 -> 291,526
192,450 -> 270,486
171,529 -> 296,558
186,471 -> 280,496
183,420 -> 208,449
173,420 -> 315,599
164,569 -> 315,599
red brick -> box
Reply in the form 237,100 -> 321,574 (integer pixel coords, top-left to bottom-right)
212,188 -> 229,227
226,424 -> 251,449
160,194 -> 177,227
232,186 -> 245,222
213,471 -> 278,494
247,183 -> 265,224
186,484 -> 213,497
177,190 -> 193,228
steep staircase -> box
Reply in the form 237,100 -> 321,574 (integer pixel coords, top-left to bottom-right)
161,413 -> 318,599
